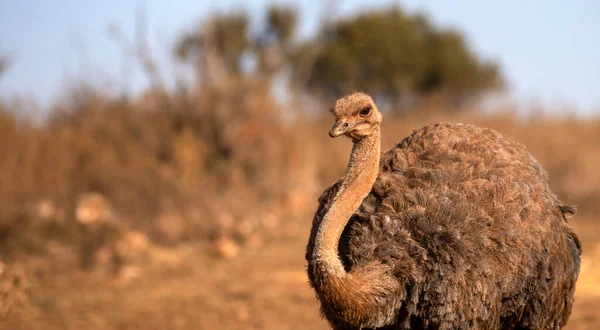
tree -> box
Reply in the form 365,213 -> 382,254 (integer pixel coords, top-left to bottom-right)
172,5 -> 503,111
175,6 -> 299,81
175,12 -> 250,84
255,6 -> 299,75
296,7 -> 503,109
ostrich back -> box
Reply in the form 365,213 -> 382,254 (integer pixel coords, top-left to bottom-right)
306,123 -> 581,330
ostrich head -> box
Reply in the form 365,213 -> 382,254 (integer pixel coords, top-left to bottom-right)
329,92 -> 383,140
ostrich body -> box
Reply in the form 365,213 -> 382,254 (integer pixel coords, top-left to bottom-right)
306,92 -> 581,329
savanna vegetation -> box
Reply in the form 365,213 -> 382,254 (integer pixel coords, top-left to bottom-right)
0,5 -> 598,329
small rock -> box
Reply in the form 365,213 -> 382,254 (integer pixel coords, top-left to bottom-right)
116,230 -> 150,258
214,236 -> 240,259
76,192 -> 115,225
117,265 -> 142,284
35,199 -> 56,220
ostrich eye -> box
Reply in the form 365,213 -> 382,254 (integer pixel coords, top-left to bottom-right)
360,107 -> 371,117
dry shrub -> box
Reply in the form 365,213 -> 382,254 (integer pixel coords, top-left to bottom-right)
0,260 -> 34,321
1,84 -> 598,268
0,81 -> 306,264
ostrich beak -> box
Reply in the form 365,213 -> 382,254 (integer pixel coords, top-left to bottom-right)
329,120 -> 349,137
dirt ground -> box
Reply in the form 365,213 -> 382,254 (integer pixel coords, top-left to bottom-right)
3,215 -> 598,330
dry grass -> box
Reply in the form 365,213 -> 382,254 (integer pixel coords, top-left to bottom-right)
0,83 -> 599,329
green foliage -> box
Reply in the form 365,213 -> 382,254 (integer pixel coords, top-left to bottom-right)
212,13 -> 250,74
256,5 -> 299,75
175,6 -> 301,80
420,28 -> 501,98
265,6 -> 298,46
299,8 -> 503,106
173,6 -> 503,109
176,12 -> 250,75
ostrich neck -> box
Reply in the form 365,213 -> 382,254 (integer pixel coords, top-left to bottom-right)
313,130 -> 381,276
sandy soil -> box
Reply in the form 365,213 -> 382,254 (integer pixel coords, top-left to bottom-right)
4,218 -> 598,330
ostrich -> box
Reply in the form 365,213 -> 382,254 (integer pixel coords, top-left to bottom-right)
306,92 -> 582,329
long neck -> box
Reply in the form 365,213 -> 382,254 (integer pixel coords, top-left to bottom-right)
313,130 -> 381,276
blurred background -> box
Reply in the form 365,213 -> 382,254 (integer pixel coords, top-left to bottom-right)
0,1 -> 598,329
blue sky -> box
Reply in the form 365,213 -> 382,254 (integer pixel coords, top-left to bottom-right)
0,0 -> 599,114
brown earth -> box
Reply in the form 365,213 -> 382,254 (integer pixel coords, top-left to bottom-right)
3,215 -> 598,330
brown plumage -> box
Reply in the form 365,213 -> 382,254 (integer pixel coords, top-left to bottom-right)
306,92 -> 582,330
